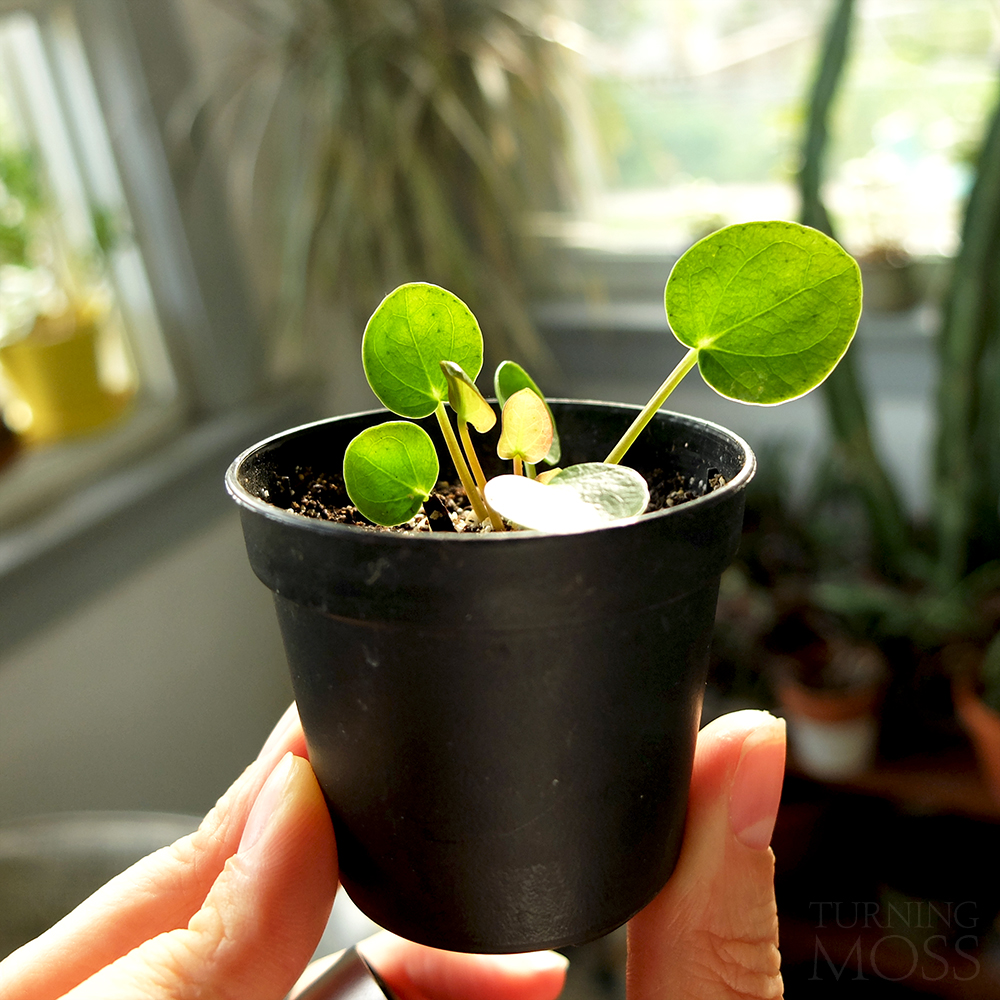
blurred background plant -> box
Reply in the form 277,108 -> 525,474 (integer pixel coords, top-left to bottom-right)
0,145 -> 43,268
710,0 -> 1000,773
0,115 -> 134,447
184,0 -> 584,386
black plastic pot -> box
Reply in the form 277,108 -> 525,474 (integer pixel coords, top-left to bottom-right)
227,401 -> 754,954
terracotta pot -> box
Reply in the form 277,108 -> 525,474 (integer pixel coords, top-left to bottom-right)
952,678 -> 1000,804
228,401 -> 755,952
773,650 -> 884,781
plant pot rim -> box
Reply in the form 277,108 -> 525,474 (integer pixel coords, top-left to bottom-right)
225,399 -> 756,543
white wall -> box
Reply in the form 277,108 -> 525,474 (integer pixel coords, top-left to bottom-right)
0,512 -> 292,823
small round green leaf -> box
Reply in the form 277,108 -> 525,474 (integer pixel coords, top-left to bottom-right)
665,220 -> 862,405
343,421 -> 440,526
441,360 -> 496,433
363,283 -> 484,418
493,360 -> 561,464
484,462 -> 649,533
497,387 -> 553,465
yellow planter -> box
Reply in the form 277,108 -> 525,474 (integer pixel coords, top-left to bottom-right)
0,308 -> 132,445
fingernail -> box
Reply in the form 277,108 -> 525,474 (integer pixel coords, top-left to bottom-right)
240,751 -> 295,855
257,703 -> 300,764
729,717 -> 786,851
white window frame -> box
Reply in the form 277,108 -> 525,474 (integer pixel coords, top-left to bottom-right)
0,0 -> 315,655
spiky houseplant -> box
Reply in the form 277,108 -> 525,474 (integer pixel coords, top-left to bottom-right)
197,0 -> 579,377
725,0 -> 1000,762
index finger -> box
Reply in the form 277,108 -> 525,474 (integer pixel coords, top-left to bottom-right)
291,932 -> 568,1000
0,703 -> 310,1000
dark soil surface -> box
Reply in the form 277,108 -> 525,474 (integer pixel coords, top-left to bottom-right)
265,466 -> 727,533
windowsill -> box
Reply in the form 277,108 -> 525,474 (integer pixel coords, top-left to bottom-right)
0,401 -> 186,530
529,225 -> 952,311
0,389 -> 316,659
529,227 -> 948,343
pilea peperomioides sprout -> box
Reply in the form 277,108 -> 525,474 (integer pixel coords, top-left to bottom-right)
343,220 -> 862,532
496,388 -> 553,478
494,360 -> 561,468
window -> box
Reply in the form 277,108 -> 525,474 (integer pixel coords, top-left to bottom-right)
0,0 -> 313,654
536,0 -> 984,517
562,0 -> 998,259
0,6 -> 181,524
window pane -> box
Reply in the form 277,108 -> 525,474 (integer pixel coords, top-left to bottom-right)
0,7 -> 176,451
567,0 -> 997,257
828,0 -> 998,257
567,0 -> 827,250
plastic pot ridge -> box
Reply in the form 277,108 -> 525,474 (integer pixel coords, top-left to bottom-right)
227,401 -> 755,953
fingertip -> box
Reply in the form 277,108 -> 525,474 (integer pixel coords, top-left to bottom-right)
258,702 -> 308,766
197,752 -> 337,997
237,753 -> 337,885
699,708 -> 785,747
729,720 -> 786,851
692,710 -> 785,797
627,710 -> 784,999
357,932 -> 568,1000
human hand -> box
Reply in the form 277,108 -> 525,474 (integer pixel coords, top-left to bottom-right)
627,708 -> 786,999
0,704 -> 565,1000
0,706 -> 784,1000
299,708 -> 786,1000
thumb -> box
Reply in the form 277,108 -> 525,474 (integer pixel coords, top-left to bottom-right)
628,710 -> 785,1000
63,753 -> 338,1000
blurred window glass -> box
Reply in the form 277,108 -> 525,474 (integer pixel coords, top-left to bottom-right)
0,1 -> 312,653
0,7 -> 181,525
564,0 -> 998,259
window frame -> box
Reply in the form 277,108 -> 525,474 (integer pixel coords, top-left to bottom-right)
0,0 -> 316,657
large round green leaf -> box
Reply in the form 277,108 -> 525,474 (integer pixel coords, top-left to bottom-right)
363,283 -> 484,418
343,421 -> 440,526
665,221 -> 862,405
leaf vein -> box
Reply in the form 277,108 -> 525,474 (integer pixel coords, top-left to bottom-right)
701,256 -> 854,347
